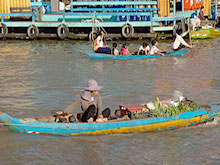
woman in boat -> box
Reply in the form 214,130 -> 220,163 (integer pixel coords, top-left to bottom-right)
57,79 -> 110,123
173,29 -> 192,50
150,40 -> 164,56
120,42 -> 132,56
94,31 -> 111,54
199,6 -> 209,26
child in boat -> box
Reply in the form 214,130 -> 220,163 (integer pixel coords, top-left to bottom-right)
120,42 -> 132,56
150,40 -> 164,56
173,29 -> 192,50
136,41 -> 150,55
94,31 -> 111,54
112,42 -> 119,55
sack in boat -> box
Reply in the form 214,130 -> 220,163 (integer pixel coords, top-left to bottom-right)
69,115 -> 77,123
173,90 -> 183,101
181,98 -> 193,105
54,113 -> 77,123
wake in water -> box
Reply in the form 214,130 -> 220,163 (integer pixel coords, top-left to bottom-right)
199,117 -> 220,127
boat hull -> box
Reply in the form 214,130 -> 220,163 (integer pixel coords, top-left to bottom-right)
0,106 -> 219,136
85,48 -> 188,60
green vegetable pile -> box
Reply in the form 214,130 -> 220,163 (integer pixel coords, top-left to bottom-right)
150,98 -> 200,118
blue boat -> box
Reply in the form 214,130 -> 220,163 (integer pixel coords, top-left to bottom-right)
85,48 -> 189,60
0,104 -> 219,136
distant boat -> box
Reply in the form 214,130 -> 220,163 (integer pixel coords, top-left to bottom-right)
0,103 -> 219,136
190,28 -> 220,39
85,48 -> 189,60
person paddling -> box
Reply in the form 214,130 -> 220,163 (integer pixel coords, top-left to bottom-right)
94,31 -> 111,54
57,79 -> 110,123
173,29 -> 192,50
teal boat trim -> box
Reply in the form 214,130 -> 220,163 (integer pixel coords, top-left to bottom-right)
85,48 -> 188,60
0,105 -> 219,136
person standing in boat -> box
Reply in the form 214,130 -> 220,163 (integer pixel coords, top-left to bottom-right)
173,30 -> 192,50
94,31 -> 111,54
150,40 -> 164,56
57,79 -> 110,123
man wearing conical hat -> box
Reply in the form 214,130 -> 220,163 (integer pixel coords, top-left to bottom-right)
62,79 -> 110,123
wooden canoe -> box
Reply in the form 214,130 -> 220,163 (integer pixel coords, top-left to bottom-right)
85,48 -> 189,60
0,104 -> 219,136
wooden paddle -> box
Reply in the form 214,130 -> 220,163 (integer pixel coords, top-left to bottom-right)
187,18 -> 192,46
103,35 -> 108,47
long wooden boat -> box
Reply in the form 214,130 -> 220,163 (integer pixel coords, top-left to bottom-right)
190,28 -> 220,39
85,48 -> 188,60
0,104 -> 219,136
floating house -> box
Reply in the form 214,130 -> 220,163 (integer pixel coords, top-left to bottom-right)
0,0 -> 218,40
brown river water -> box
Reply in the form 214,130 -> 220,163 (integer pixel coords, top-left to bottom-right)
0,38 -> 220,164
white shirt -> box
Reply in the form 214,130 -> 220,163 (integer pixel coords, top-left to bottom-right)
113,48 -> 119,55
65,4 -> 71,10
150,46 -> 159,55
139,45 -> 150,53
59,2 -> 65,10
190,16 -> 200,30
96,36 -> 103,48
173,33 -> 189,49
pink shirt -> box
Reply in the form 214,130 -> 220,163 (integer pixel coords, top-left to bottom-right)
120,48 -> 127,56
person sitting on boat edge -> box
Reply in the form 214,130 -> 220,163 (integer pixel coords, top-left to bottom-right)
150,40 -> 164,56
198,6 -> 209,26
94,31 -> 111,54
136,41 -> 150,55
57,79 -> 110,123
173,29 -> 192,50
112,42 -> 119,55
120,42 -> 133,56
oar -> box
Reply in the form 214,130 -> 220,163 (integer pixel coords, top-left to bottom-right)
104,35 -> 108,47
187,19 -> 192,46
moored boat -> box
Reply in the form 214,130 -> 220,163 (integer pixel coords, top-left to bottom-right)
85,48 -> 189,60
190,28 -> 220,39
0,104 -> 219,136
